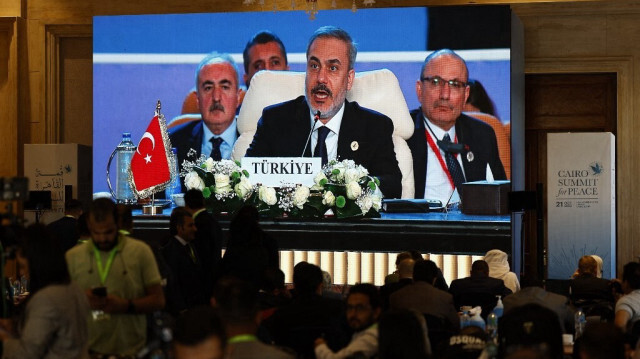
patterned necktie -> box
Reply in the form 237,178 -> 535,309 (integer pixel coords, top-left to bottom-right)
187,243 -> 198,264
442,133 -> 466,192
209,137 -> 223,161
314,126 -> 331,166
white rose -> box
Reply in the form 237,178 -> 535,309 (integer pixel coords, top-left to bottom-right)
346,181 -> 362,200
357,165 -> 369,178
234,176 -> 252,198
322,191 -> 335,206
371,194 -> 382,211
314,171 -> 328,186
184,171 -> 205,191
359,195 -> 373,214
204,158 -> 215,171
333,163 -> 346,182
259,186 -> 277,206
293,185 -> 310,209
344,168 -> 361,184
214,174 -> 232,194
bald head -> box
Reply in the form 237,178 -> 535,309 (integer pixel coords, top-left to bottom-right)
397,259 -> 416,279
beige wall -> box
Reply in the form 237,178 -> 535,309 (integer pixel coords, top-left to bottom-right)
1,0 -> 638,269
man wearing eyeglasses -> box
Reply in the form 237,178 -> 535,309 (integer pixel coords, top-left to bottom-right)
407,49 -> 506,205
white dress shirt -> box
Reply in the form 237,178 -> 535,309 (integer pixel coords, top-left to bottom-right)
424,117 -> 466,205
310,103 -> 345,162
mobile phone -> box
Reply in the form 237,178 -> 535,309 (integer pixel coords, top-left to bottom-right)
92,286 -> 107,297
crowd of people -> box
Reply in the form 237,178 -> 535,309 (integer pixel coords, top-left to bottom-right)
1,195 -> 639,359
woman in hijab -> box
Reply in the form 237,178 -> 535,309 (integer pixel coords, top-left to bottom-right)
484,249 -> 520,293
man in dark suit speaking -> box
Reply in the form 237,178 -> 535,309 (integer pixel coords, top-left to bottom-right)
245,26 -> 402,199
407,49 -> 506,205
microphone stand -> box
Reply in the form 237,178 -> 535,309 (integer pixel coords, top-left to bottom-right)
301,111 -> 321,157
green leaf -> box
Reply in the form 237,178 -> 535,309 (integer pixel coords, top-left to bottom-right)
231,171 -> 240,181
332,169 -> 340,175
242,170 -> 250,177
336,195 -> 346,208
368,181 -> 376,190
235,160 -> 241,167
319,178 -> 328,186
202,187 -> 211,199
374,177 -> 380,186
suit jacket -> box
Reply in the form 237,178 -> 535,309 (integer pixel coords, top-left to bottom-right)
502,286 -> 574,333
227,340 -> 295,359
192,209 -> 224,298
161,236 -> 209,315
389,281 -> 460,331
407,109 -> 507,199
449,276 -> 512,318
245,96 -> 402,199
569,275 -> 614,306
47,216 -> 79,253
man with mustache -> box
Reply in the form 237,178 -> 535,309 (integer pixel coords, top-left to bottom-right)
407,49 -> 506,205
245,26 -> 402,198
170,52 -> 241,186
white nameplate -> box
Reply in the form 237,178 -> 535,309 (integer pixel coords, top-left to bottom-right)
241,157 -> 322,187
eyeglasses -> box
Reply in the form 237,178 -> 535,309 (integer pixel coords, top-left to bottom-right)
421,76 -> 468,91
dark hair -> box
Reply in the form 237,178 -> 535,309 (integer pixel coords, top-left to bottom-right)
89,198 -> 118,224
293,262 -> 323,295
466,79 -> 496,116
213,277 -> 259,324
173,306 -> 226,347
413,260 -> 439,284
228,205 -> 261,247
169,207 -> 191,237
622,262 -> 640,290
307,26 -> 357,70
261,267 -> 285,292
64,199 -> 83,214
242,30 -> 288,73
116,204 -> 133,232
20,224 -> 70,295
470,260 -> 489,277
348,283 -> 381,310
575,323 -> 624,359
498,303 -> 563,359
378,309 -> 430,359
577,255 -> 597,276
184,189 -> 205,210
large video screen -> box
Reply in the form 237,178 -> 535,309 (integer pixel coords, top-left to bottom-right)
94,6 -> 514,210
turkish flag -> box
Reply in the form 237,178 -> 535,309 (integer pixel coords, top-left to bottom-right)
129,115 -> 173,198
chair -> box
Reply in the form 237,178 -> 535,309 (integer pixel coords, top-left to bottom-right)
463,111 -> 511,179
233,69 -> 415,198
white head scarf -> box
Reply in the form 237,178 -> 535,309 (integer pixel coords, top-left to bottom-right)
484,249 -> 510,279
591,255 -> 603,278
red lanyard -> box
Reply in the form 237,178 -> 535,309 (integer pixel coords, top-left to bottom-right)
425,129 -> 458,190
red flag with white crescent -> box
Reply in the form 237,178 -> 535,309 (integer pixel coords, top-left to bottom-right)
128,114 -> 174,198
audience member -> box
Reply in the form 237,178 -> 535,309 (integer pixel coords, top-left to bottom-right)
389,259 -> 459,332
502,276 -> 574,333
264,262 -> 348,358
573,322 -> 625,359
591,255 -> 604,278
377,309 -> 431,359
321,270 -> 343,301
484,249 -> 520,293
315,283 -> 381,359
184,188 -> 224,298
498,303 -> 564,359
442,325 -> 488,359
0,224 -> 90,359
380,258 -> 415,310
172,306 -> 226,359
66,198 -> 165,357
258,267 -> 291,320
213,278 -> 294,359
615,262 -> 640,333
162,207 -> 209,315
384,252 -> 414,284
47,199 -> 83,253
449,259 -> 512,318
463,79 -> 497,116
569,255 -> 614,320
219,205 -> 279,288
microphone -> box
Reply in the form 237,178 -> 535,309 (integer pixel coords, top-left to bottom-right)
301,111 -> 321,157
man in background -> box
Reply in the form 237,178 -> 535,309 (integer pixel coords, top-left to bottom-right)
172,306 -> 226,359
47,199 -> 83,253
407,48 -> 506,205
243,30 -> 289,88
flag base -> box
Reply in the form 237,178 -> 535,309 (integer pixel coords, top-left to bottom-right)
142,204 -> 164,215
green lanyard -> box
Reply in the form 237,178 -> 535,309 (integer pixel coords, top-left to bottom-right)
227,334 -> 258,344
92,243 -> 119,285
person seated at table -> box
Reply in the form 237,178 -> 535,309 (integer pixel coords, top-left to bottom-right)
615,262 -> 640,334
573,323 -> 625,359
0,224 -> 91,359
569,255 -> 615,320
484,249 -> 520,293
377,309 -> 432,359
449,259 -> 512,318
498,303 -> 564,359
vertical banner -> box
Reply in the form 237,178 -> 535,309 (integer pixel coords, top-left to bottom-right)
547,133 -> 615,279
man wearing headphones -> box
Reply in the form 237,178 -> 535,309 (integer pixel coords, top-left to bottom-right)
66,198 -> 165,357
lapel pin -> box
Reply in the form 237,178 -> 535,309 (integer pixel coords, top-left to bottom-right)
351,141 -> 359,151
466,151 -> 474,162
